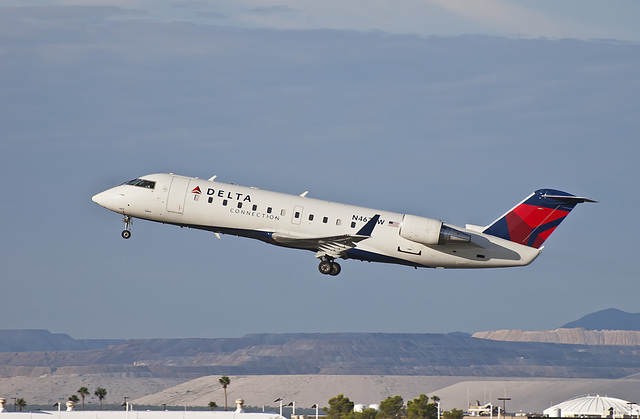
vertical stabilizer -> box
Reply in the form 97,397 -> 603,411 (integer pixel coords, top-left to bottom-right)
483,189 -> 595,248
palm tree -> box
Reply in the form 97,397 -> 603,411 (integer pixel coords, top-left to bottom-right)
69,395 -> 80,403
219,376 -> 231,411
16,398 -> 26,412
94,388 -> 107,410
77,387 -> 89,411
208,401 -> 218,411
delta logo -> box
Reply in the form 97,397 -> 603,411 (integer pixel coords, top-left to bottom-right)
191,186 -> 202,194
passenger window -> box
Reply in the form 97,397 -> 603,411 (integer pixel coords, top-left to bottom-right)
309,214 -> 314,221
267,207 -> 272,214
223,200 -> 228,206
336,219 -> 342,226
281,209 -> 286,216
208,197 -> 213,204
252,205 -> 257,211
294,212 -> 300,219
194,195 -> 200,201
323,217 -> 328,223
351,222 -> 356,228
237,202 -> 242,209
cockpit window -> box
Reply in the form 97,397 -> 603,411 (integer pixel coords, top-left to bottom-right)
137,179 -> 156,189
123,178 -> 156,189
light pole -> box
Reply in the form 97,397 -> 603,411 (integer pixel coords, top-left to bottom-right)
627,402 -> 636,419
56,398 -> 65,419
274,398 -> 283,417
311,404 -> 319,419
498,398 -> 511,419
285,401 -> 296,417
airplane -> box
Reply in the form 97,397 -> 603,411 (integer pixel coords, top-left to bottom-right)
92,173 -> 595,275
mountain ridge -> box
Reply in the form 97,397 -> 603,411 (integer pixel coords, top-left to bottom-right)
562,308 -> 640,330
0,331 -> 639,379
2,309 -> 639,380
0,329 -> 124,352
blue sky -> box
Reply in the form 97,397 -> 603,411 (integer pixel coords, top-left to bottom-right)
0,1 -> 638,339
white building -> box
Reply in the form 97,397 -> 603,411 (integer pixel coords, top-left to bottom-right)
543,395 -> 640,418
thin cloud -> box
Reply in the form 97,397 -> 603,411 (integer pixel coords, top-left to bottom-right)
1,0 -> 637,41
430,0 -> 594,39
249,5 -> 301,16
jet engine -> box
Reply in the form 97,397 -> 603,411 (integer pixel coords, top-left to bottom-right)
399,214 -> 471,245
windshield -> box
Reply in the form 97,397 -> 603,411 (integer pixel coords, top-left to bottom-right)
123,178 -> 156,189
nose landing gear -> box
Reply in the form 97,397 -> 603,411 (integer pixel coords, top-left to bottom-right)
121,215 -> 132,239
318,258 -> 341,276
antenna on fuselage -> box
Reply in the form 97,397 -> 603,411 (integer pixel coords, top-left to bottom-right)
208,175 -> 217,181
300,191 -> 309,197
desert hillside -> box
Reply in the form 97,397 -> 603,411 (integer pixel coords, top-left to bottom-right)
4,373 -> 640,414
472,328 -> 640,345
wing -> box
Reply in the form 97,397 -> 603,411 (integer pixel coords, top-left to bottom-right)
271,214 -> 380,259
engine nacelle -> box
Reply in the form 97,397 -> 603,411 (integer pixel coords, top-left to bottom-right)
399,214 -> 471,246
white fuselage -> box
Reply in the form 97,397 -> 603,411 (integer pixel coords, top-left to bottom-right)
92,173 -> 541,270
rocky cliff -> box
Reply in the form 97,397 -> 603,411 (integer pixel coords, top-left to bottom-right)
472,328 -> 640,345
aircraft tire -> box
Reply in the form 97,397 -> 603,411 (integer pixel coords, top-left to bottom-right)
318,260 -> 333,275
121,230 -> 131,239
329,262 -> 341,276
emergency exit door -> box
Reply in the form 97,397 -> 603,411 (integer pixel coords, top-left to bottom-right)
291,205 -> 304,225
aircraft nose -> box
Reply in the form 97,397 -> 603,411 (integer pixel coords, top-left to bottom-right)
92,189 -> 125,211
91,192 -> 106,206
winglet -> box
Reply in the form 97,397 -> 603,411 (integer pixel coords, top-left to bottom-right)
356,214 -> 380,236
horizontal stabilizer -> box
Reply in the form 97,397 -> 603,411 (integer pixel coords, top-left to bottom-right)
541,194 -> 597,204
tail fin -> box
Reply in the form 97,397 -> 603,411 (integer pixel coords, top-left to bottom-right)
483,189 -> 595,248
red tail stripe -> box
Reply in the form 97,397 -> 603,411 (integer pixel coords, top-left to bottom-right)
512,204 -> 569,228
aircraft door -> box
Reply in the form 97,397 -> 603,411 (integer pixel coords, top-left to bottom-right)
166,176 -> 190,213
292,205 -> 304,225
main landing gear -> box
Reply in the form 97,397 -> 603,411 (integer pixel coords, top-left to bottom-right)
121,215 -> 132,239
318,258 -> 341,276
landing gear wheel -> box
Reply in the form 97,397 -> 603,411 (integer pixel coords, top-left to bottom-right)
121,215 -> 133,239
318,260 -> 333,275
329,262 -> 341,276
